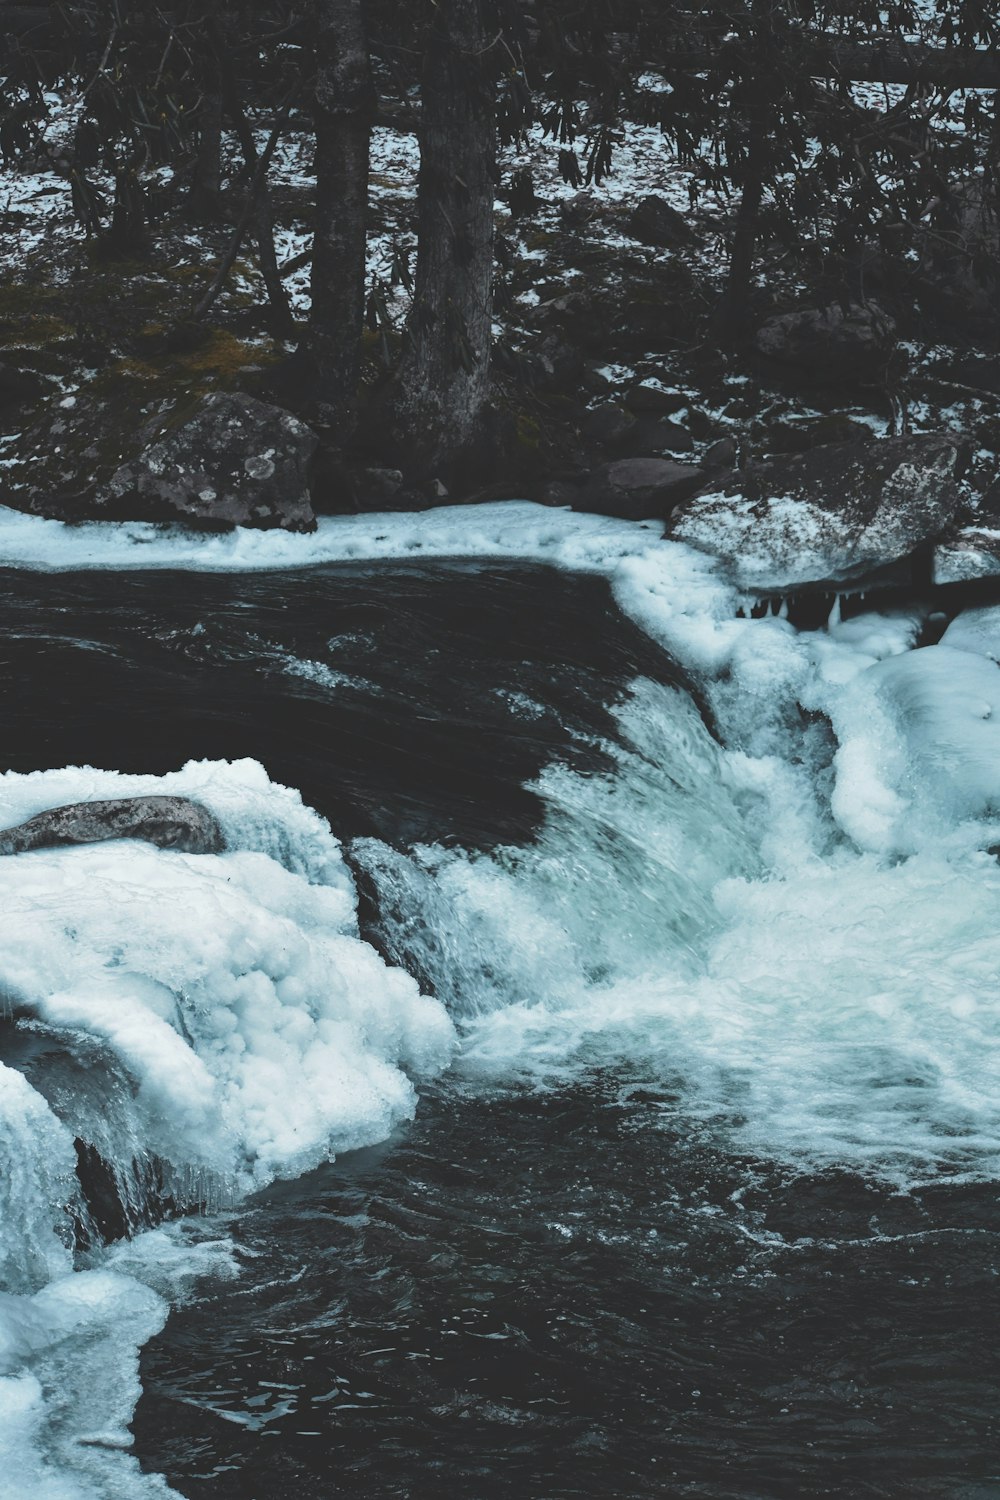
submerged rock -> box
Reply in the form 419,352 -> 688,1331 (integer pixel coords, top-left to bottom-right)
0,797 -> 225,857
670,433 -> 961,590
101,392 -> 318,532
754,301 -> 897,384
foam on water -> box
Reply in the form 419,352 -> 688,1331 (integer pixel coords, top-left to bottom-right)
3,500 -> 1000,1492
0,759 -> 454,1497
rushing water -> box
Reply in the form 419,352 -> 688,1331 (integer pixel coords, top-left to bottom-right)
1,541 -> 999,1499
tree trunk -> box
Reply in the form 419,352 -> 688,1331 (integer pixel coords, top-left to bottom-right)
717,116 -> 766,348
390,0 -> 497,479
300,0 -> 375,428
224,87 -> 296,339
187,88 -> 223,221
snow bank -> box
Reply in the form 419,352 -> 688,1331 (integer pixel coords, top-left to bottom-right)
0,500 -> 656,574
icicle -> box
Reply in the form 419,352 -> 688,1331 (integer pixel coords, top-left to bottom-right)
777,597 -> 789,621
827,593 -> 842,629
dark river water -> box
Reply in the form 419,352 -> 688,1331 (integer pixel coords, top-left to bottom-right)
0,561 -> 998,1499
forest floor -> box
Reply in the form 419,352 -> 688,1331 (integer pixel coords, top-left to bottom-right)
0,89 -> 998,522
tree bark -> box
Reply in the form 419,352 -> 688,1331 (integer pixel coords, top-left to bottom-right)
390,0 -> 497,479
717,117 -> 766,348
187,87 -> 223,220
300,0 -> 375,427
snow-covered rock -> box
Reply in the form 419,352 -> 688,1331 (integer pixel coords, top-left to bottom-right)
934,527 -> 1000,584
101,393 -> 318,533
669,433 -> 961,590
755,301 -> 897,383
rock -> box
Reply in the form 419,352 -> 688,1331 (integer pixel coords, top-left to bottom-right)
101,392 -> 318,532
580,362 -> 617,395
356,466 -> 404,504
540,475 -> 585,507
532,333 -> 584,390
684,406 -> 718,440
933,526 -> 1000,585
577,457 -> 706,521
628,194 -> 696,250
624,382 -> 689,416
622,416 -> 694,456
766,413 -> 874,455
670,433 -> 961,590
0,797 -> 225,857
0,361 -> 47,410
703,436 -> 739,470
583,404 -> 637,447
754,302 -> 897,384
559,194 -> 597,229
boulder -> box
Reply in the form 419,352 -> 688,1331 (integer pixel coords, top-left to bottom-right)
0,797 -> 225,857
703,436 -> 738,470
578,457 -> 706,521
624,382 -> 688,416
670,433 -> 961,590
583,404 -> 637,447
628,194 -> 696,250
933,526 -> 1000,585
766,413 -> 874,455
101,392 -> 318,532
754,301 -> 897,384
620,415 -> 695,456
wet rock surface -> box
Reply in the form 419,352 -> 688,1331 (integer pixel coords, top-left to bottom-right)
0,795 -> 225,856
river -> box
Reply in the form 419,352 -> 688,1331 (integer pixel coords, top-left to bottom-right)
1,507 -> 999,1498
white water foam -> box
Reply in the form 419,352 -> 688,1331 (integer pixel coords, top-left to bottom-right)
4,499 -> 1000,1493
0,759 -> 454,1497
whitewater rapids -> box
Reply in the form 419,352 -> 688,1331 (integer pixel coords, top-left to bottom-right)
1,500 -> 1000,1496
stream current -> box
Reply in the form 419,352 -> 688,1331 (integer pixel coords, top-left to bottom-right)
0,537 -> 998,1498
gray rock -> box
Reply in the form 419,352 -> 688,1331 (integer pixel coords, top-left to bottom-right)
625,416 -> 694,455
0,797 -> 225,857
578,457 -> 706,521
703,436 -> 739,470
624,382 -> 689,416
583,404 -> 637,447
670,433 -> 961,590
356,466 -> 404,504
754,302 -> 897,384
628,194 -> 696,249
934,527 -> 1000,585
102,392 -> 318,532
